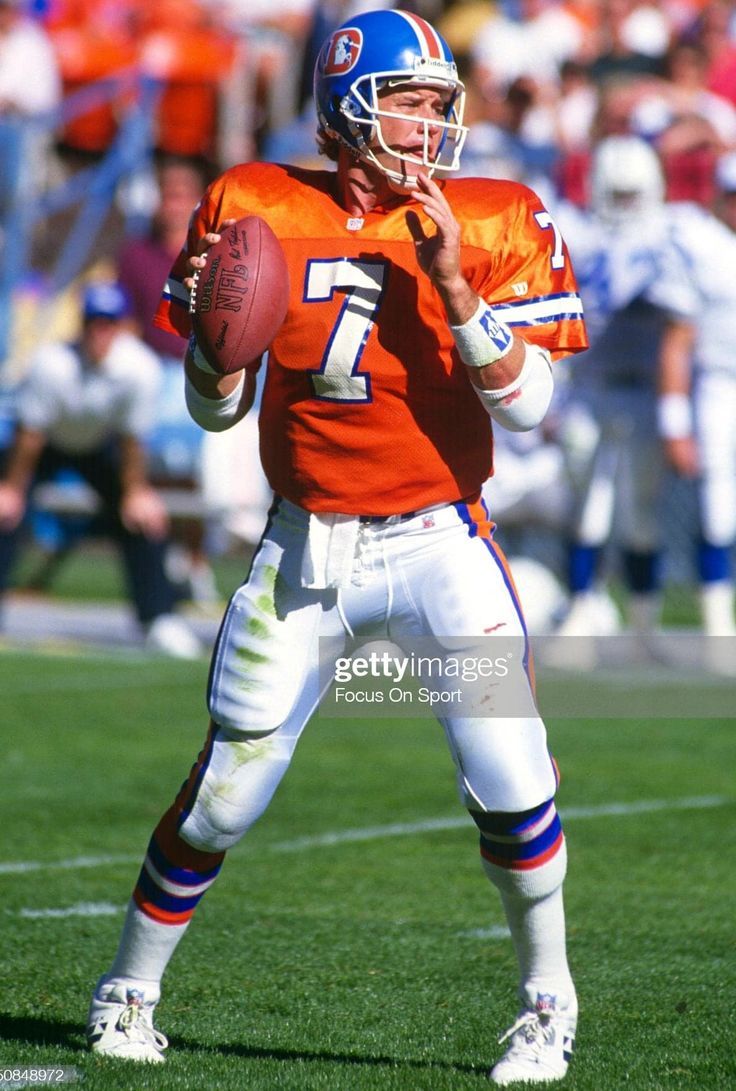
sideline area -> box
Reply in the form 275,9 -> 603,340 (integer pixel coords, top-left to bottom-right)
1,593 -> 219,656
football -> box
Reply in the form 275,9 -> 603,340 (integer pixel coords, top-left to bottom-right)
189,215 -> 289,375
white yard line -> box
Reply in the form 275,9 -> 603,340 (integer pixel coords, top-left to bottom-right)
274,815 -> 472,852
3,795 -> 729,879
559,796 -> 728,819
457,925 -> 511,940
9,794 -> 730,923
270,794 -> 731,853
19,901 -> 124,919
0,853 -> 140,875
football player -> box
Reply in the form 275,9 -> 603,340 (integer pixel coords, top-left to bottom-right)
551,136 -> 681,655
656,151 -> 736,668
86,10 -> 587,1084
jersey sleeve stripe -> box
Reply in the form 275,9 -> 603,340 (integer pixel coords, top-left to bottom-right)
492,292 -> 584,326
162,277 -> 190,310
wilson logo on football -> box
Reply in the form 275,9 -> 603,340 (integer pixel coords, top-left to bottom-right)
323,28 -> 362,75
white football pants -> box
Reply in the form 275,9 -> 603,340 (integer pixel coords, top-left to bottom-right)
694,371 -> 736,546
180,498 -> 558,853
572,388 -> 664,551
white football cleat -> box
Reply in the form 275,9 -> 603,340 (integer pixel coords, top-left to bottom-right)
490,986 -> 577,1085
87,980 -> 168,1063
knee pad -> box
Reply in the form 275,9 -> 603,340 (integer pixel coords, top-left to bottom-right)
448,717 -> 559,816
470,798 -> 567,899
179,726 -> 294,853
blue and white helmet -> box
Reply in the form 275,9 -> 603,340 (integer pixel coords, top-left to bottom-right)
314,9 -> 467,187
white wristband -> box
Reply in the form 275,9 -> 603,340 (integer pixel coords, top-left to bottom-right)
450,298 -> 514,368
188,335 -> 219,375
185,372 -> 246,432
657,393 -> 692,439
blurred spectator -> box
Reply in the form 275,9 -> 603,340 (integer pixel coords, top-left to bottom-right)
0,282 -> 202,657
591,71 -> 656,138
260,100 -> 326,167
555,74 -> 655,204
554,59 -> 599,152
136,2 -> 237,164
631,38 -> 735,203
697,0 -> 736,106
553,65 -> 723,207
0,0 -> 60,118
458,58 -> 560,195
203,0 -> 316,153
117,158 -> 208,368
457,57 -> 530,183
471,1 -> 587,93
47,0 -> 236,163
714,145 -> 736,228
656,113 -> 721,203
437,0 -> 500,59
0,0 -> 61,197
116,156 -> 219,604
589,0 -> 671,83
46,1 -> 136,157
633,40 -> 736,146
501,76 -> 562,187
117,156 -> 272,597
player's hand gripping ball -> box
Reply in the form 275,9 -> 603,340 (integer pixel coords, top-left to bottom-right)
189,216 -> 289,375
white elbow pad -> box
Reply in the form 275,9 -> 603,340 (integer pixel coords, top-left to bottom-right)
185,372 -> 247,432
474,343 -> 554,432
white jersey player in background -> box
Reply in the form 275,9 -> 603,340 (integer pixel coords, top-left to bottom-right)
551,136 -> 680,657
481,409 -> 574,637
656,152 -> 736,669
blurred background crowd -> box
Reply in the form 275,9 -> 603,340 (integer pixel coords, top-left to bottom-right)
1,0 -> 736,661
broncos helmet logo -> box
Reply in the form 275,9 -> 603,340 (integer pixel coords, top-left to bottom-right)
324,28 -> 362,76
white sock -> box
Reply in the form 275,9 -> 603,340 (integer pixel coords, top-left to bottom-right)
481,832 -> 574,1004
499,885 -> 575,1003
103,899 -> 190,992
700,581 -> 736,636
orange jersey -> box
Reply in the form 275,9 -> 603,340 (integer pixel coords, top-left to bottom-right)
155,162 -> 587,515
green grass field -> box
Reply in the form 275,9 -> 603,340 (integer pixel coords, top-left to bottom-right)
1,649 -> 734,1091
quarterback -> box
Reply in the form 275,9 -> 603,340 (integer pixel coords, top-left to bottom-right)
86,9 -> 587,1084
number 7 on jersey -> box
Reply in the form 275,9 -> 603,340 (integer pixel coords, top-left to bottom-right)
305,257 -> 388,402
